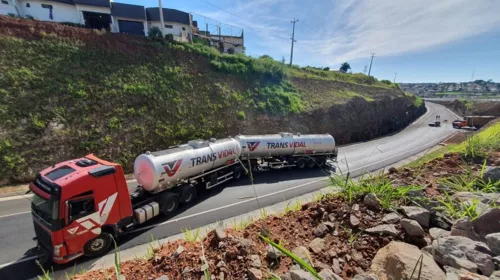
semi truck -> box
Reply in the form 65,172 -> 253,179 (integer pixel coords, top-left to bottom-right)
452,116 -> 496,129
29,132 -> 337,264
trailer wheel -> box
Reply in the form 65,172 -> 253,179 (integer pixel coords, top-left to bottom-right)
296,158 -> 307,169
315,157 -> 326,167
180,184 -> 196,204
307,158 -> 316,168
159,192 -> 179,216
233,166 -> 243,180
84,232 -> 113,257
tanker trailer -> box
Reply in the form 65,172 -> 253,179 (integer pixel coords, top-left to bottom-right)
235,132 -> 337,169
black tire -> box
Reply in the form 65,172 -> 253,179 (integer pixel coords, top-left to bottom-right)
296,158 -> 307,169
84,232 -> 113,257
159,192 -> 179,215
232,166 -> 243,180
315,157 -> 326,167
307,158 -> 316,168
180,184 -> 196,204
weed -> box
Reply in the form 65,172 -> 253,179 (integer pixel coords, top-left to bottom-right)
182,227 -> 201,242
406,254 -> 424,280
36,260 -> 53,280
341,226 -> 361,247
312,191 -> 324,203
260,235 -> 321,279
434,192 -> 494,220
260,208 -> 268,220
113,239 -> 121,278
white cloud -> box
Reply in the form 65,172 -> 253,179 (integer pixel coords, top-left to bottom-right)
194,0 -> 500,65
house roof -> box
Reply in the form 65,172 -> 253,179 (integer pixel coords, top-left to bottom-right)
111,2 -> 145,20
73,0 -> 110,7
145,8 -> 190,25
50,0 -> 74,5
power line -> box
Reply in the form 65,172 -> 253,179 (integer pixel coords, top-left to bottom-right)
368,53 -> 375,77
289,18 -> 299,66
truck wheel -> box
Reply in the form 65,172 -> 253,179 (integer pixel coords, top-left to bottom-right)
296,158 -> 306,169
307,158 -> 316,168
84,232 -> 113,257
160,192 -> 179,215
180,184 -> 196,204
233,166 -> 243,180
315,157 -> 326,167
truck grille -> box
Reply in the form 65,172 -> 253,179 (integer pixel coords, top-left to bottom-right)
33,220 -> 52,251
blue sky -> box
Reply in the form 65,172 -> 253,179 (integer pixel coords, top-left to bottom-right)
121,0 -> 500,83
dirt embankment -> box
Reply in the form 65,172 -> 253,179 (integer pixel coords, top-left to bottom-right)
0,16 -> 425,184
431,100 -> 500,117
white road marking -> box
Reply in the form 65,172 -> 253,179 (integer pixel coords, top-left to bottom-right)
0,211 -> 31,219
0,255 -> 40,269
0,194 -> 33,202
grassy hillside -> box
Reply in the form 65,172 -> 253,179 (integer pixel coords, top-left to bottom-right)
0,16 -> 424,183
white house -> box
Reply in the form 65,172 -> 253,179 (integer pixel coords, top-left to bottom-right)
111,2 -> 146,36
0,0 -> 19,16
145,7 -> 191,42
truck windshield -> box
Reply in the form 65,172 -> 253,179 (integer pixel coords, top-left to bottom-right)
32,193 -> 59,222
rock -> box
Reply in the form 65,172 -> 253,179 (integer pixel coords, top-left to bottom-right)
428,236 -> 494,276
215,222 -> 226,240
314,262 -> 330,270
450,218 -> 480,241
490,271 -> 500,280
388,167 -> 397,174
494,256 -> 500,270
328,213 -> 336,222
430,212 -> 453,230
250,255 -> 261,268
401,218 -> 425,237
486,233 -> 500,256
290,270 -> 317,280
118,276 -> 126,280
281,273 -> 292,280
350,214 -> 361,227
313,223 -> 329,237
309,238 -> 325,254
381,213 -> 401,224
453,192 -> 500,215
364,193 -> 381,210
483,166 -> 500,183
352,204 -> 360,212
401,206 -> 430,228
291,246 -> 313,266
353,250 -> 369,269
430,227 -> 451,240
473,208 -> 500,239
332,258 -> 341,274
369,241 -> 446,280
248,268 -> 262,280
444,266 -> 488,280
318,269 -> 342,280
173,245 -> 185,257
323,222 -> 335,229
155,276 -> 169,280
405,235 -> 429,248
365,224 -> 399,236
238,238 -> 253,249
266,244 -> 282,260
352,275 -> 379,280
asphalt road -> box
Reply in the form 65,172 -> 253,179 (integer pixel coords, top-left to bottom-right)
0,102 -> 459,279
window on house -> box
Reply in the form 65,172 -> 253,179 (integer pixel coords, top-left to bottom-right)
1,1 -> 9,5
182,27 -> 186,31
26,3 -> 30,7
164,24 -> 173,29
41,4 -> 53,9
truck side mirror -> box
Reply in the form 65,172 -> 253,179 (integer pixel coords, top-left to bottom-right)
65,201 -> 70,225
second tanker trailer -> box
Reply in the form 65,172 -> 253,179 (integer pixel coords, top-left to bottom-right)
28,132 -> 336,264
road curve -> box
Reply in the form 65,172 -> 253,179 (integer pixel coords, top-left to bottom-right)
0,102 -> 459,279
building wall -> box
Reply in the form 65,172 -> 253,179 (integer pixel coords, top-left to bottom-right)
0,0 -> 18,16
111,16 -> 146,35
17,0 -> 80,22
148,20 -> 190,42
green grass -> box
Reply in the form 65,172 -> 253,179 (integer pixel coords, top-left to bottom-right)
406,144 -> 459,167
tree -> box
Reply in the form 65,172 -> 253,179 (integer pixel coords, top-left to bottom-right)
259,54 -> 273,59
339,62 -> 351,73
323,67 -> 330,71
281,56 -> 286,64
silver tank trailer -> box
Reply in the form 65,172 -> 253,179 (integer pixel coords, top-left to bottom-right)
134,138 -> 242,193
235,132 -> 335,158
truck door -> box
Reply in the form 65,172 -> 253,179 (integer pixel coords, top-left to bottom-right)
62,192 -> 100,256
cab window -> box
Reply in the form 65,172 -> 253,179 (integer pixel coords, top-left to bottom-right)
67,196 -> 95,223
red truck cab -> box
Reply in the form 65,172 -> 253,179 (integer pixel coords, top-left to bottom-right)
30,154 -> 132,264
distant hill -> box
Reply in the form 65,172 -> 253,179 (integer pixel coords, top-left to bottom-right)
399,81 -> 499,98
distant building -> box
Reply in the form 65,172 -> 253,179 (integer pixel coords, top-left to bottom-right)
145,7 -> 191,42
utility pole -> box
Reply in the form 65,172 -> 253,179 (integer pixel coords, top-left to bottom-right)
368,53 -> 375,77
158,0 -> 165,36
289,18 -> 299,66
393,72 -> 398,83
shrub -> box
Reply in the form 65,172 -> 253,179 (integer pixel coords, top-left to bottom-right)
60,22 -> 85,28
148,26 -> 162,40
24,15 -> 34,20
7,13 -> 18,18
380,80 -> 392,85
165,34 -> 174,42
322,67 -> 330,71
236,111 -> 246,120
227,47 -> 235,54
